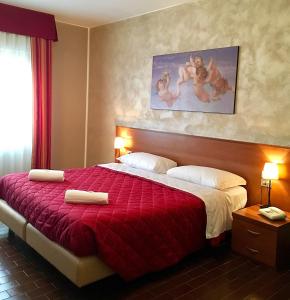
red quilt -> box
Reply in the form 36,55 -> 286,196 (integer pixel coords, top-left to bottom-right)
0,166 -> 206,280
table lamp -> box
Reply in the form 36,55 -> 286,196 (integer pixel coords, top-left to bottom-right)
261,162 -> 279,207
114,137 -> 125,161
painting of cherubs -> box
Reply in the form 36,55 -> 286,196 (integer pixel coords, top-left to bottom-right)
150,46 -> 239,114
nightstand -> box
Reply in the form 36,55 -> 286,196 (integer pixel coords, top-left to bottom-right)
232,205 -> 290,269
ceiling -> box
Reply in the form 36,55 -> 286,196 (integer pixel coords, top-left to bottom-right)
1,0 -> 192,28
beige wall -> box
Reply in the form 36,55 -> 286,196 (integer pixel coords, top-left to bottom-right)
87,0 -> 290,165
51,22 -> 88,169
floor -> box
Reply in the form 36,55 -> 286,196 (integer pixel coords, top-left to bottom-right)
0,224 -> 290,300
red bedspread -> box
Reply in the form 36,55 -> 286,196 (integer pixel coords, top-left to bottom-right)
0,166 -> 206,280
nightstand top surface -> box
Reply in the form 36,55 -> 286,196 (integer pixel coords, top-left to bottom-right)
233,205 -> 290,228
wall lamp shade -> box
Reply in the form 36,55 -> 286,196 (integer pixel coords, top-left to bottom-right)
262,162 -> 279,180
114,137 -> 125,149
261,162 -> 279,208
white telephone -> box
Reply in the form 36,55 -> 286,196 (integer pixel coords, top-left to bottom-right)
259,207 -> 286,220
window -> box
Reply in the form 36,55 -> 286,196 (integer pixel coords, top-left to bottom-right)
0,32 -> 33,176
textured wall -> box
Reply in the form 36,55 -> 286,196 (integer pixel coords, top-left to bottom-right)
52,22 -> 88,169
88,0 -> 290,165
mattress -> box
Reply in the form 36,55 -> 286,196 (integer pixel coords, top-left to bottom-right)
101,163 -> 247,239
0,165 -> 207,280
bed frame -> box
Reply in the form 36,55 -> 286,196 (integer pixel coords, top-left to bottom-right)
116,126 -> 290,211
1,126 -> 290,287
0,200 -> 113,287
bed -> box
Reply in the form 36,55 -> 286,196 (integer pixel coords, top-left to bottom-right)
0,159 -> 247,287
2,124 -> 289,287
8,124 -> 278,287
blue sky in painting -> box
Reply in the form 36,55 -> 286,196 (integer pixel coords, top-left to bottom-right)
150,46 -> 239,113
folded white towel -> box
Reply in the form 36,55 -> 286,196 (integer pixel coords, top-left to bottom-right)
64,190 -> 109,205
28,169 -> 64,182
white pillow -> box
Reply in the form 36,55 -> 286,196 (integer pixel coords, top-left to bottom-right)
167,165 -> 246,190
117,152 -> 177,174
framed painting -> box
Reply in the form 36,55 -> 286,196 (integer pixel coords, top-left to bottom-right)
150,46 -> 239,114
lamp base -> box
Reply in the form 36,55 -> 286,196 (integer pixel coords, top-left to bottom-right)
115,149 -> 120,162
260,180 -> 272,209
260,204 -> 270,209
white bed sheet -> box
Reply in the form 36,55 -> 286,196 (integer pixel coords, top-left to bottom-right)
100,163 -> 247,239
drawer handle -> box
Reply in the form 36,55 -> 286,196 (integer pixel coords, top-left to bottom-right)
247,229 -> 261,236
247,247 -> 259,254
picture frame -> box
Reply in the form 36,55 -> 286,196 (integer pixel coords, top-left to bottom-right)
150,46 -> 239,114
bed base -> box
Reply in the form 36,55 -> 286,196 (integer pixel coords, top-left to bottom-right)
0,199 -> 26,239
0,199 -> 113,287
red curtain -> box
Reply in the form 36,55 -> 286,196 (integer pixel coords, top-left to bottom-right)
31,37 -> 52,169
0,3 -> 56,169
0,3 -> 57,41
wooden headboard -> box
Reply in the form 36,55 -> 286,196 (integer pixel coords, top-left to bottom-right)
116,126 -> 290,211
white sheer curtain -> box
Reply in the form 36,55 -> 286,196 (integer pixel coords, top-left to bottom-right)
0,32 -> 33,176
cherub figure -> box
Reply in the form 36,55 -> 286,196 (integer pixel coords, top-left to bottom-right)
177,55 -> 197,85
193,56 -> 204,69
173,54 -> 233,104
193,65 -> 210,102
206,58 -> 234,100
176,55 -> 210,102
191,56 -> 233,102
156,72 -> 180,107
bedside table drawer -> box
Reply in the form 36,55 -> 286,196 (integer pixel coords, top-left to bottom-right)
232,219 -> 277,266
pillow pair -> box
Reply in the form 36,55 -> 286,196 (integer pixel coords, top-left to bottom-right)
117,152 -> 246,190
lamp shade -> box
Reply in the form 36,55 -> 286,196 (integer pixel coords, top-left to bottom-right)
114,137 -> 125,149
262,162 -> 279,180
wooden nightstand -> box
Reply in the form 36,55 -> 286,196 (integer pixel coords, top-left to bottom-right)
232,205 -> 290,269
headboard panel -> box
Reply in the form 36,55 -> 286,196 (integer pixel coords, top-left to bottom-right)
116,126 -> 290,211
